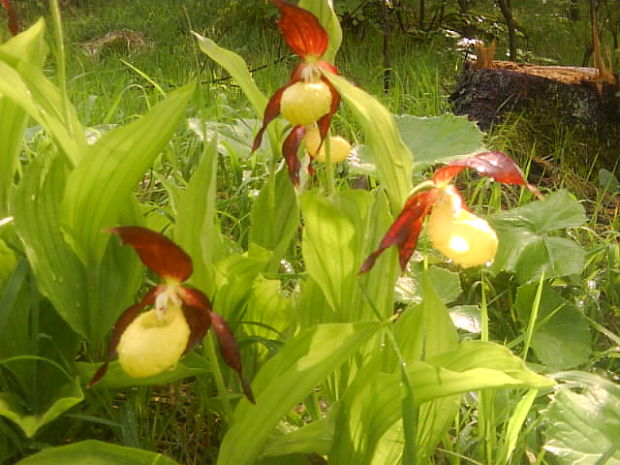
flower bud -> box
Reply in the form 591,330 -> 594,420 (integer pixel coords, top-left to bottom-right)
280,81 -> 332,126
117,304 -> 190,378
427,191 -> 498,267
304,125 -> 351,163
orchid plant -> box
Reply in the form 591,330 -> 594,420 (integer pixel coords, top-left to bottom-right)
251,0 -> 349,184
361,151 -> 542,272
88,227 -> 254,403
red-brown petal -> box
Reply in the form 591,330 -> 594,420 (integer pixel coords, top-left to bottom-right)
181,305 -> 212,352
282,125 -> 306,186
109,226 -> 193,282
87,285 -> 160,387
252,84 -> 289,152
434,151 -> 542,197
360,190 -> 438,274
270,0 -> 328,58
315,77 -> 341,143
210,311 -> 255,404
1,0 -> 19,36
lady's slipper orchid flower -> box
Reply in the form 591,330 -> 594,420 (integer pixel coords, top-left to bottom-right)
360,151 -> 542,273
252,0 -> 341,185
88,227 -> 254,403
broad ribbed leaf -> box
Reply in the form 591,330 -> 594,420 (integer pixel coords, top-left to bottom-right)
62,83 -> 195,265
77,352 -> 209,390
249,168 -> 299,271
544,372 -> 620,465
331,340 -> 552,464
13,155 -> 143,342
0,20 -> 85,167
325,73 -> 412,209
193,33 -> 266,117
175,134 -> 222,295
300,190 -> 374,319
216,322 -> 381,465
0,19 -> 47,216
15,440 -> 181,465
490,190 -> 587,282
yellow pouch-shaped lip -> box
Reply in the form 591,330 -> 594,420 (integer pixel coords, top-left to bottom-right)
117,304 -> 190,378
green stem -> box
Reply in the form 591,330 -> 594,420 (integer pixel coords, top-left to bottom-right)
480,275 -> 489,342
523,271 -> 545,360
324,133 -> 335,196
49,0 -> 71,136
205,333 -> 234,424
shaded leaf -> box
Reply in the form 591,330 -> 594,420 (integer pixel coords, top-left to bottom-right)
0,370 -> 83,438
396,114 -> 485,171
515,282 -> 591,369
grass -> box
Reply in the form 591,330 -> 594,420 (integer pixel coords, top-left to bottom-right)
1,1 -> 619,464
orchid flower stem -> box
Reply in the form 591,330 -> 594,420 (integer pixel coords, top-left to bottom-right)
480,274 -> 489,342
407,180 -> 436,198
384,328 -> 418,465
205,333 -> 234,424
49,0 -> 71,137
325,132 -> 335,196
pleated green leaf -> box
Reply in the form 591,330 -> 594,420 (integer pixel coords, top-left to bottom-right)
330,340 -> 552,464
12,154 -> 143,343
217,322 -> 381,465
250,168 -> 299,272
193,32 -> 266,117
0,20 -> 85,167
175,134 -> 222,296
0,20 -> 48,216
325,73 -> 412,209
300,190 -> 374,320
62,83 -> 195,265
15,440 -> 181,465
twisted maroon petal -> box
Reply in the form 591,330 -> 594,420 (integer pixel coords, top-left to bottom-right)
360,189 -> 438,273
434,151 -> 542,197
210,311 -> 255,403
252,84 -> 289,152
87,285 -> 161,387
109,227 -> 193,282
1,0 -> 19,36
282,125 -> 306,186
270,0 -> 328,58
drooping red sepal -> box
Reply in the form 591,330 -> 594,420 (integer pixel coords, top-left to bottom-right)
360,189 -> 438,273
87,285 -> 160,387
270,0 -> 328,59
177,287 -> 213,351
316,78 -> 341,144
108,226 -> 193,282
282,125 -> 306,186
210,311 -> 256,404
434,151 -> 542,197
252,84 -> 289,152
0,0 -> 19,36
